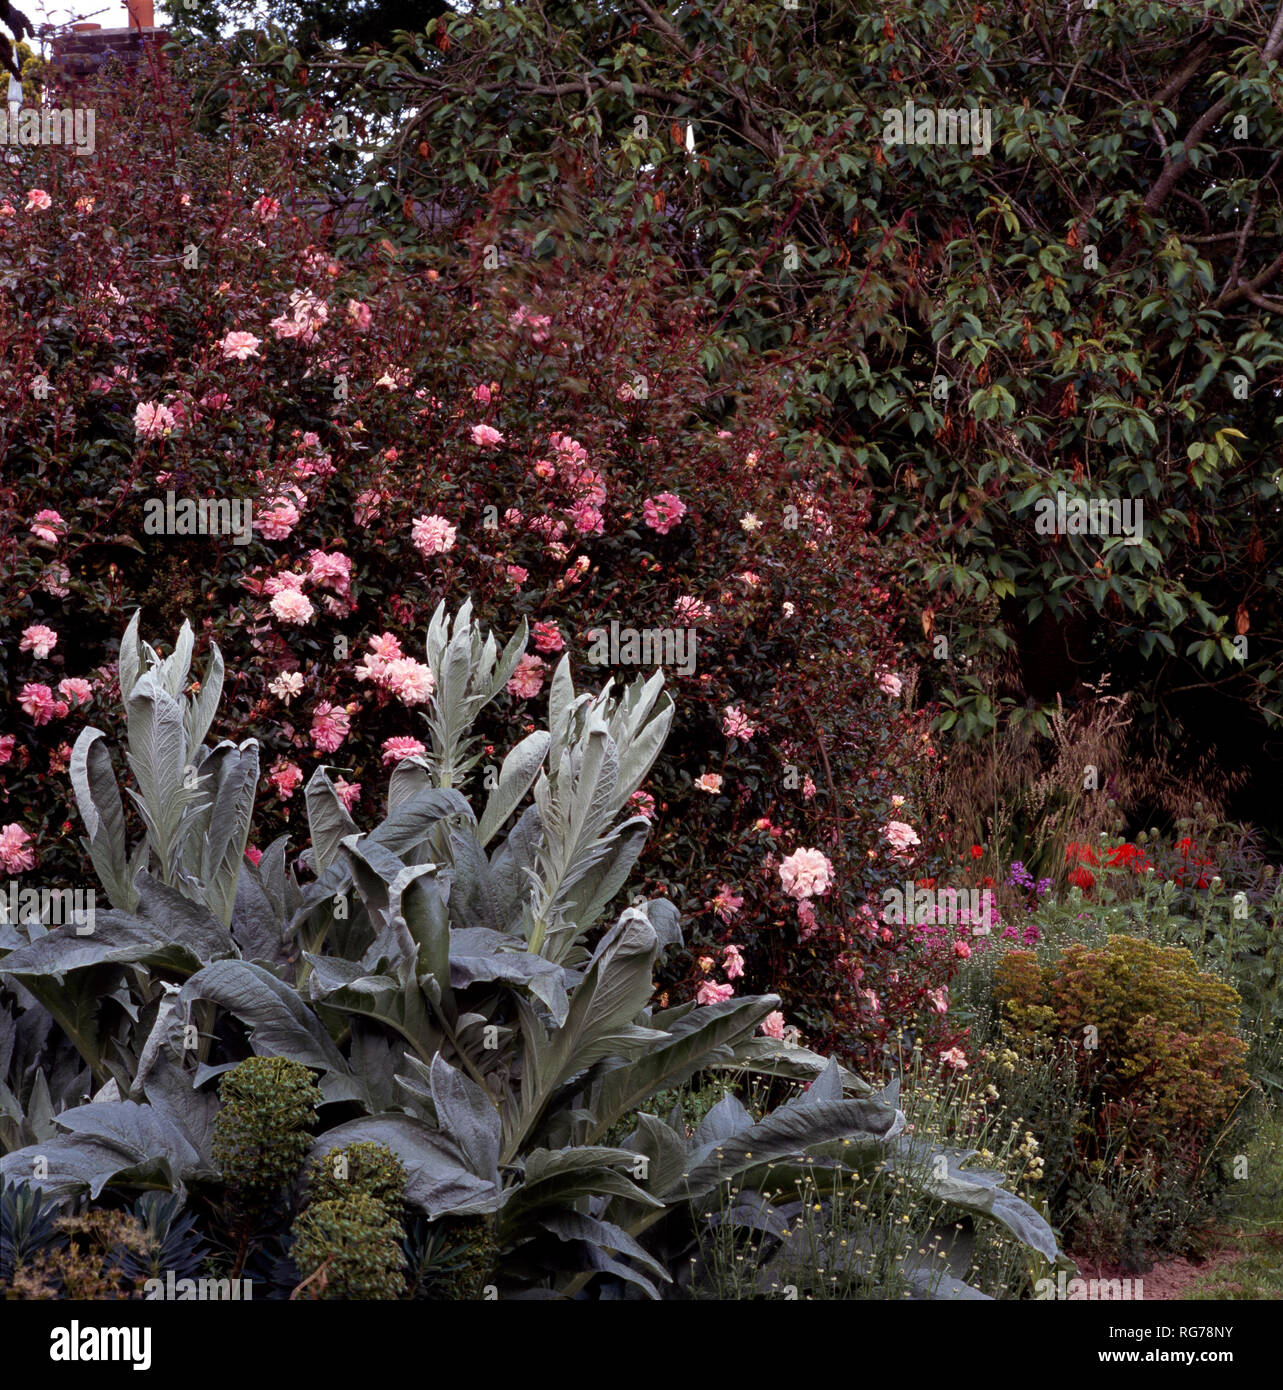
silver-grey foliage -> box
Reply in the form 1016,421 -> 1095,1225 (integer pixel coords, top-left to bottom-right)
0,602 -> 1061,1297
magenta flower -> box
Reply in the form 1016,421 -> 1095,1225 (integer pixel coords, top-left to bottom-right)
18,683 -> 65,725
57,678 -> 93,706
722,705 -> 755,740
711,885 -> 744,922
531,621 -> 564,655
882,820 -> 921,854
334,776 -> 361,813
308,551 -> 352,595
673,595 -> 711,624
564,500 -> 605,535
381,658 -> 435,707
268,758 -> 303,800
269,590 -> 314,625
256,499 -> 301,540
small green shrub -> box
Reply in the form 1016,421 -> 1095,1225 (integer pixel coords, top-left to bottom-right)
291,1194 -> 407,1300
995,934 -> 1250,1161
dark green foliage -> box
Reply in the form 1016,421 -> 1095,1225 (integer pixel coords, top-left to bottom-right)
0,1182 -> 66,1284
110,1192 -> 209,1284
402,1214 -> 498,1301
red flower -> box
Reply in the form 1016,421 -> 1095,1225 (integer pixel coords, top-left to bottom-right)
1068,866 -> 1096,890
1066,842 -> 1099,866
970,845 -> 984,860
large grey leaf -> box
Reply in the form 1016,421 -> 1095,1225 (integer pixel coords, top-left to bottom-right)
369,787 -> 474,858
199,741 -> 259,927
447,826 -> 503,934
503,1146 -> 663,1221
620,1112 -> 688,1200
180,960 -> 359,1102
538,1210 -> 672,1292
230,861 -> 286,964
403,871 -> 451,996
142,1057 -> 219,1166
429,1054 -> 501,1184
716,1037 -> 873,1095
255,834 -> 292,924
158,620 -> 195,699
386,756 -> 434,815
342,836 -> 414,927
69,728 -> 137,911
0,1099 -> 200,1198
588,995 -> 776,1142
560,817 -> 650,934
517,910 -> 664,1127
116,609 -> 144,703
0,872 -> 234,978
681,1096 -> 904,1201
182,641 -> 224,758
612,688 -> 673,815
448,929 -> 573,1003
477,730 -> 549,846
304,766 -> 360,875
308,1113 -> 502,1217
488,803 -> 543,929
124,670 -> 190,875
889,1140 -> 1060,1263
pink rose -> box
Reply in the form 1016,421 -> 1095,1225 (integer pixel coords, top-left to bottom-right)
778,847 -> 834,900
696,981 -> 735,1006
759,1010 -> 786,1039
